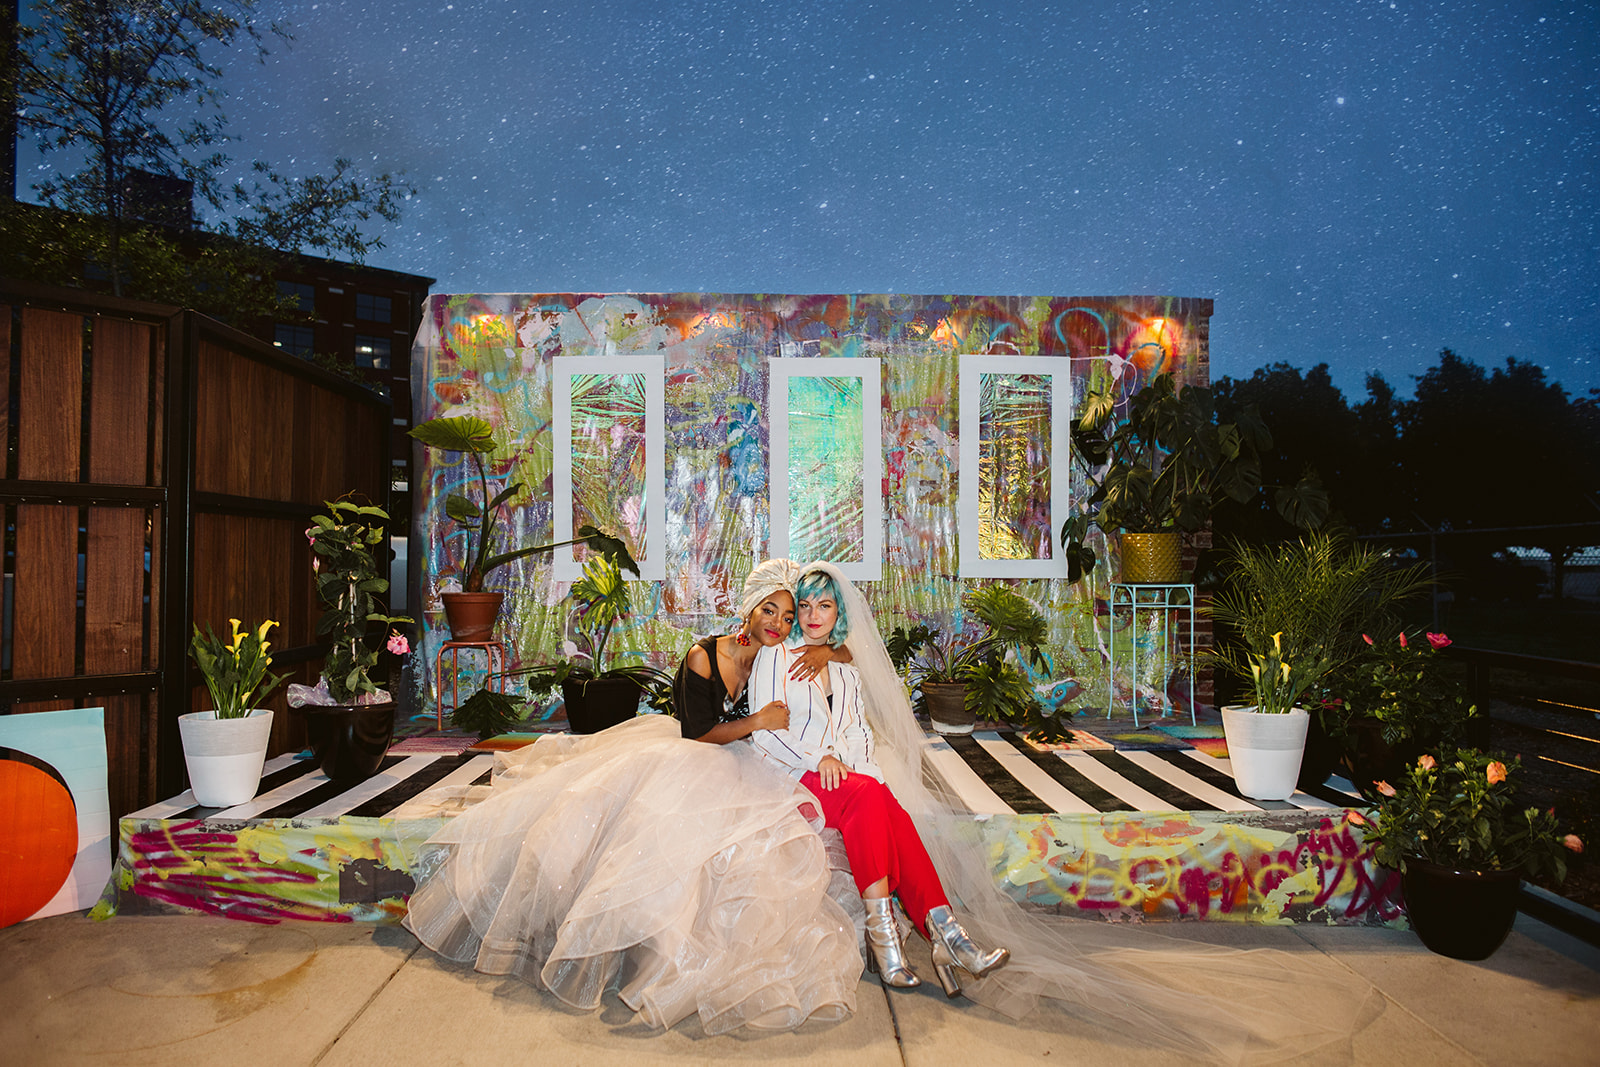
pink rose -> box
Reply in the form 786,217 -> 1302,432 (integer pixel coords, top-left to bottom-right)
1563,835 -> 1584,854
1362,634 -> 1374,646
1398,632 -> 1408,649
1418,754 -> 1436,771
1486,761 -> 1508,785
386,631 -> 410,656
1376,781 -> 1396,797
1425,632 -> 1451,650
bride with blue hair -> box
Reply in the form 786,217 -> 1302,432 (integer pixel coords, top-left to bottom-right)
405,557 -> 1373,1058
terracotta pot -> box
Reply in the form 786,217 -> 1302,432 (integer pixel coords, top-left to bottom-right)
923,682 -> 975,736
1400,857 -> 1521,960
563,677 -> 643,735
441,591 -> 503,641
1120,531 -> 1183,584
296,700 -> 396,781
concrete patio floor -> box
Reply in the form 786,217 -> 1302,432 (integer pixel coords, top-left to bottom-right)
3,908 -> 1597,1066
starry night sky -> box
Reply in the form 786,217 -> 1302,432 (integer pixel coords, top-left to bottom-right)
176,1 -> 1599,398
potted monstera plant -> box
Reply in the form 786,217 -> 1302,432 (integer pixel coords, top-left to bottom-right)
409,414 -> 636,640
453,550 -> 672,737
1059,372 -> 1328,583
887,586 -> 1050,737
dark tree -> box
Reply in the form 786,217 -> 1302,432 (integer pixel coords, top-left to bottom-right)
9,0 -> 414,311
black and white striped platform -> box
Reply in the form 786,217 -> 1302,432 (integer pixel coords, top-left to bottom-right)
102,727 -> 1395,927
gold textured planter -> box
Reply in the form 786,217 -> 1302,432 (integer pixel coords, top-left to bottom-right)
1120,531 -> 1183,583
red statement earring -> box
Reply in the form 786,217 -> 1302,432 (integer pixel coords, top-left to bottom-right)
735,631 -> 752,647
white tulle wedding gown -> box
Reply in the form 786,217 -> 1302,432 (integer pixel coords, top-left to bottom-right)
401,714 -> 864,1034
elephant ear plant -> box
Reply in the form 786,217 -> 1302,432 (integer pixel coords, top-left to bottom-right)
409,414 -> 639,589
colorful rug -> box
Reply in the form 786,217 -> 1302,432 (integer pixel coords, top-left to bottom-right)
389,734 -> 478,755
1154,722 -> 1228,758
468,732 -> 544,752
1018,730 -> 1114,752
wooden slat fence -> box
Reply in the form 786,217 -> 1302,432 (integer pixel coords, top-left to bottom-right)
1,278 -> 391,820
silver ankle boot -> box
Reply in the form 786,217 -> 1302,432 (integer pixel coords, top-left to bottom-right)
863,897 -> 921,988
925,905 -> 1009,998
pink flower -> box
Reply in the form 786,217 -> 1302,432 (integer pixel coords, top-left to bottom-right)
1362,633 -> 1374,645
1418,754 -> 1436,771
386,631 -> 410,656
1425,632 -> 1451,650
1376,781 -> 1396,797
1563,835 -> 1584,854
1398,632 -> 1408,649
1486,761 -> 1508,785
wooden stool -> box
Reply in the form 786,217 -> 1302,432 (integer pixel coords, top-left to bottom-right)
433,639 -> 509,728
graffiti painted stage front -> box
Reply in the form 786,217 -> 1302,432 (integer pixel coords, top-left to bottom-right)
96,743 -> 1402,927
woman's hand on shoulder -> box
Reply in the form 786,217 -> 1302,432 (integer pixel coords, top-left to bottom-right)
789,643 -> 835,681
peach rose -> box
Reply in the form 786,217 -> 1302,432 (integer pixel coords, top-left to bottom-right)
1418,754 -> 1437,771
1376,781 -> 1396,797
1486,761 -> 1508,785
1563,835 -> 1583,854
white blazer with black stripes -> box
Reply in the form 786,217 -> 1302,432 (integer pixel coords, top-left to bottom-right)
745,643 -> 885,784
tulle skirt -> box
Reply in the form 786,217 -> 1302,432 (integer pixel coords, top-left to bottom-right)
402,715 -> 862,1034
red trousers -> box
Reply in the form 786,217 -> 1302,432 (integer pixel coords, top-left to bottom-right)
800,770 -> 949,937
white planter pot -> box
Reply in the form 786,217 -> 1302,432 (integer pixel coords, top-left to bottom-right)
1221,705 -> 1309,801
178,708 -> 274,807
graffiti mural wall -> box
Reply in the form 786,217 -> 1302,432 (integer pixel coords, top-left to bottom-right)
411,293 -> 1214,719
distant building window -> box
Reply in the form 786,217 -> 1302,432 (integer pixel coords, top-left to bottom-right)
274,323 -> 314,357
277,280 -> 315,313
355,334 -> 392,370
356,293 -> 392,322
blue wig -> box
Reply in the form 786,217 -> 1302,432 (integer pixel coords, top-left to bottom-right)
795,570 -> 850,646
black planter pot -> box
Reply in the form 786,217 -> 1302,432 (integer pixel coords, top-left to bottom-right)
562,677 -> 643,735
296,700 -> 396,781
922,682 -> 975,736
1400,856 -> 1522,960
1297,706 -> 1342,791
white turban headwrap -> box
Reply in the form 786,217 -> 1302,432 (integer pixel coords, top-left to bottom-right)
737,558 -> 803,620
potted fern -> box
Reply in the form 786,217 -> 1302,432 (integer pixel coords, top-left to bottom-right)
887,586 -> 1050,736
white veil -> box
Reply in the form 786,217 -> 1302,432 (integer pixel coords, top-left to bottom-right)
801,560 -> 1375,1063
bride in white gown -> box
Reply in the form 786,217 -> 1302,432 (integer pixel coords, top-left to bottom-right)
403,559 -> 1375,1058
402,563 -> 863,1034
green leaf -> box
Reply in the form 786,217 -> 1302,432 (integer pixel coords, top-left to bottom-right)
409,415 -> 498,454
